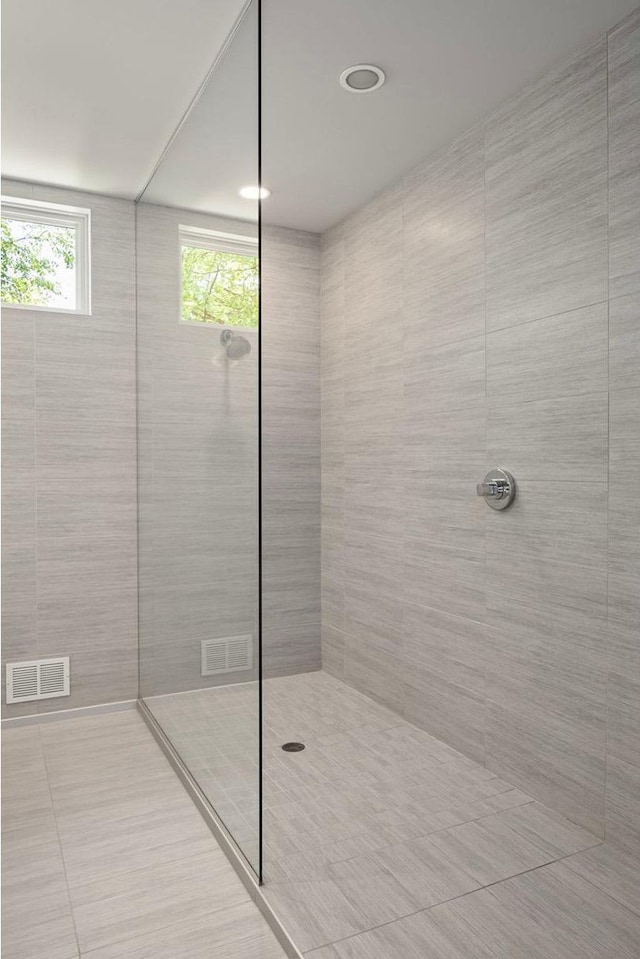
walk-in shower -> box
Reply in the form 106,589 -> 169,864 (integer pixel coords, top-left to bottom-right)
134,0 -> 640,954
136,0 -> 262,878
2,1 -> 638,958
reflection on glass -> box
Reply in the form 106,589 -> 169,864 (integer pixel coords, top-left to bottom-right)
180,227 -> 259,327
136,0 -> 261,877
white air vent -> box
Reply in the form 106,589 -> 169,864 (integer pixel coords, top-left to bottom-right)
201,636 -> 253,676
6,658 -> 70,704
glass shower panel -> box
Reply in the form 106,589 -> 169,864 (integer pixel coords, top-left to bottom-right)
136,0 -> 261,877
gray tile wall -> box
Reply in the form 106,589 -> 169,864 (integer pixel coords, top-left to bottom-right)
136,202 -> 259,698
320,8 -> 640,850
2,195 -> 321,714
1,180 -> 138,717
605,6 -> 640,858
262,226 -> 322,677
136,207 -> 320,695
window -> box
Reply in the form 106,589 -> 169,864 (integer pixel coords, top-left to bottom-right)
1,197 -> 91,313
180,226 -> 258,328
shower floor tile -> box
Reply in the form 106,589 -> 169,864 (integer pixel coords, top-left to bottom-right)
144,670 -> 640,956
2,675 -> 639,959
261,671 -> 612,952
304,860 -> 640,959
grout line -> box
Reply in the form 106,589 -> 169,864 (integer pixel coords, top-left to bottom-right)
485,296 -> 610,338
482,115 -> 489,772
403,295 -> 610,356
484,385 -> 610,413
562,847 -> 640,920
266,795 -> 601,888
305,846 -> 608,956
36,722 -> 266,958
603,15 -> 612,847
37,724 -> 83,959
33,312 -> 40,717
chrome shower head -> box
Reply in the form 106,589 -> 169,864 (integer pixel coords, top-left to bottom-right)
220,329 -> 251,359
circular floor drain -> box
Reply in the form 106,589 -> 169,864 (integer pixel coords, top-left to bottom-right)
282,742 -> 305,752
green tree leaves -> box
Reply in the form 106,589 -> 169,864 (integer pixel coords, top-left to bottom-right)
1,218 -> 75,306
181,245 -> 258,327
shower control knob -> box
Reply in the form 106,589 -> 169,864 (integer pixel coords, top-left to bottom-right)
476,468 -> 516,511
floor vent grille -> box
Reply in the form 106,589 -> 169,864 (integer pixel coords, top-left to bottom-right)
201,636 -> 253,676
6,658 -> 70,704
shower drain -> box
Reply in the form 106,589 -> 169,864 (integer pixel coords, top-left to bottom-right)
282,742 -> 305,752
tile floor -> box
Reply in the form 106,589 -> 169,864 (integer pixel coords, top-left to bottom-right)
148,670 -> 640,958
4,671 -> 640,959
145,683 -> 260,870
259,672 -> 640,957
1,708 -> 285,959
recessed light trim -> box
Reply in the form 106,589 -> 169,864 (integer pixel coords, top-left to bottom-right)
339,64 -> 385,93
239,185 -> 271,200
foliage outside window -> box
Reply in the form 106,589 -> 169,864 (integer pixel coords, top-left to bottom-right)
180,226 -> 258,328
1,198 -> 90,313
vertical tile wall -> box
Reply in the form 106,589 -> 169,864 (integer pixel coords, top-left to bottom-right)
320,8 -> 640,848
136,203 -> 260,697
136,207 -> 321,695
2,197 -> 321,714
262,226 -> 322,677
604,9 -> 640,856
1,180 -> 138,717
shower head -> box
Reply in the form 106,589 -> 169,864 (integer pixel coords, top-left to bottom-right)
220,329 -> 251,360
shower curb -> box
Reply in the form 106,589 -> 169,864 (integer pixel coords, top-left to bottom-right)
137,699 -> 304,959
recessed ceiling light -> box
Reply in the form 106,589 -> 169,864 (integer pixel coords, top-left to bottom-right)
339,64 -> 385,93
239,185 -> 270,200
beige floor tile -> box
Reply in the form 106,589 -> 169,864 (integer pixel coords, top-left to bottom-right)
426,801 -> 599,886
304,903 -> 499,959
1,887 -> 78,959
59,802 -> 215,887
77,902 -> 286,959
306,856 -> 640,959
440,860 -> 640,958
2,826 -> 69,903
5,672 -> 639,959
562,842 -> 640,917
69,850 -> 249,953
262,877 -> 373,952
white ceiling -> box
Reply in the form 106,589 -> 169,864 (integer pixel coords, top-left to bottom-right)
3,0 -> 638,232
1,0 -> 248,198
262,0 -> 639,231
140,1 -> 259,222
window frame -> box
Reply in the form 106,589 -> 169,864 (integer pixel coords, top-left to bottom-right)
1,196 -> 92,315
179,224 -> 259,329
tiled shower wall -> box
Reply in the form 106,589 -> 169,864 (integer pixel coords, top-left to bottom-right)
136,206 -> 320,695
2,194 -> 320,714
136,203 -> 260,697
1,181 -> 138,717
262,226 -> 322,676
321,8 -> 640,851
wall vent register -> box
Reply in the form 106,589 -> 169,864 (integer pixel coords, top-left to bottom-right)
201,636 -> 253,676
6,657 -> 70,703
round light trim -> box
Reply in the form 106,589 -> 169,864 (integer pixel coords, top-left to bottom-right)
339,64 -> 385,93
239,185 -> 271,200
